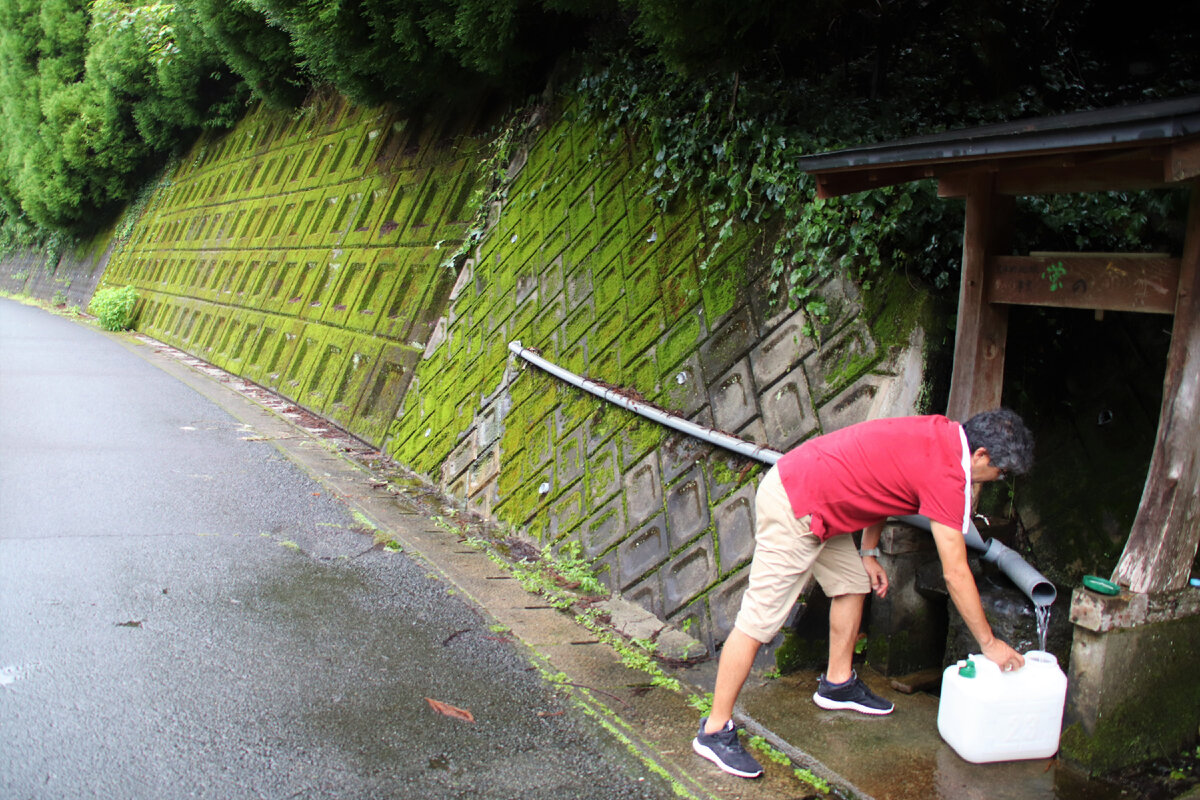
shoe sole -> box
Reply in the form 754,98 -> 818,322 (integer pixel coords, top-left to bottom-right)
691,737 -> 764,778
812,691 -> 894,715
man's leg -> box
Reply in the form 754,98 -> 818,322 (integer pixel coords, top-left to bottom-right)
693,465 -> 813,778
703,628 -> 762,734
810,538 -> 893,715
824,592 -> 866,684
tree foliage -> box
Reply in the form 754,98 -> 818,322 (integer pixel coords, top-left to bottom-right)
0,0 -> 243,235
0,0 -> 1196,246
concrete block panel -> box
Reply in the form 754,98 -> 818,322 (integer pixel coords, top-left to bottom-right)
351,342 -> 420,445
373,251 -> 441,343
623,573 -> 666,620
442,429 -> 478,486
760,370 -> 817,452
211,311 -> 265,375
750,309 -> 815,387
468,444 -> 501,498
804,320 -> 878,403
259,253 -> 304,315
714,484 -> 757,574
709,358 -> 758,434
667,597 -> 714,657
618,515 -> 668,590
301,330 -> 380,417
583,497 -> 626,559
817,375 -> 887,434
665,467 -> 709,550
704,446 -> 753,510
659,430 -> 712,485
585,440 -> 621,508
279,324 -> 327,396
661,538 -> 717,616
622,452 -> 663,530
244,317 -> 306,390
295,254 -> 341,321
698,306 -> 756,383
339,249 -> 397,334
548,481 -> 585,542
710,572 -> 750,641
657,352 -> 707,419
555,426 -> 586,489
320,254 -> 372,328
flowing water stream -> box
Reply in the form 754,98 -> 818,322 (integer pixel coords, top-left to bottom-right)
1035,603 -> 1052,653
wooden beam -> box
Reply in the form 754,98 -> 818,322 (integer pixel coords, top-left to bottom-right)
1114,180 -> 1200,593
947,173 -> 1012,420
1168,138 -> 1200,182
986,254 -> 1180,314
939,153 -> 1174,197
814,165 -> 939,199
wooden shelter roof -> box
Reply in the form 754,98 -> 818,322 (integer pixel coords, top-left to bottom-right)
797,95 -> 1200,198
795,96 -> 1200,595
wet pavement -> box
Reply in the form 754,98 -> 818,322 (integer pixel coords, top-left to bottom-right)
0,298 -> 1152,800
0,299 -> 675,800
730,666 -> 1131,800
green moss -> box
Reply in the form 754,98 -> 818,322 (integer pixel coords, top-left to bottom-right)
1060,619 -> 1200,774
585,445 -> 619,505
773,621 -> 829,673
860,268 -> 930,352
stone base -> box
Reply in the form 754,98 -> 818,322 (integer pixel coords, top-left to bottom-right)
1060,586 -> 1200,774
864,523 -> 947,675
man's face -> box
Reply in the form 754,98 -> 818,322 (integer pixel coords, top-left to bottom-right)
969,448 -> 1007,485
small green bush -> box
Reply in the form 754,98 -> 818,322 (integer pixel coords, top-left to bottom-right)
89,285 -> 138,331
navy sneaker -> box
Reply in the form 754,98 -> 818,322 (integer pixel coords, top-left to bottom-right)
813,670 -> 894,715
692,717 -> 764,778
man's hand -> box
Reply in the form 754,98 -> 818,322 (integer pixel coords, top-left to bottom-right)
862,557 -> 889,598
859,522 -> 887,597
981,638 -> 1025,672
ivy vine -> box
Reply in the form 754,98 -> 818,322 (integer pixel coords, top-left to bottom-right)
567,52 -> 965,324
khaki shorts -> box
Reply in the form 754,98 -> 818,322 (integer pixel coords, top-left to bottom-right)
734,464 -> 871,644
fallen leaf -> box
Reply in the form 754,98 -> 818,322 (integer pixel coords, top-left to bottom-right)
425,697 -> 475,723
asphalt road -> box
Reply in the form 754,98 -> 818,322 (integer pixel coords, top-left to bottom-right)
0,299 -> 674,800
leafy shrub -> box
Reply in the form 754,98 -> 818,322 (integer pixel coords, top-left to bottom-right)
88,284 -> 138,331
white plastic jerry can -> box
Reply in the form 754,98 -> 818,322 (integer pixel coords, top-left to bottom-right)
937,650 -> 1068,764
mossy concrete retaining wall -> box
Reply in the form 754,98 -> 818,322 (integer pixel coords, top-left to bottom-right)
90,91 -> 934,653
384,98 -> 935,653
104,93 -> 482,443
1,238 -> 112,310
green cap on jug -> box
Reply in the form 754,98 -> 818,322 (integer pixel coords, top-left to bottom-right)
958,660 -> 976,678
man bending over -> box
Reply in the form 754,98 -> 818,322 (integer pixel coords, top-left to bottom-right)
692,409 -> 1035,778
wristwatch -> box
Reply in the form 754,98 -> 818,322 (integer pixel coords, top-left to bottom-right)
858,547 -> 881,558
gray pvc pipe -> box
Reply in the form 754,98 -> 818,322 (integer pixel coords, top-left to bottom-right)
508,341 -> 785,465
509,341 -> 1055,608
981,538 -> 1058,607
895,515 -> 1056,608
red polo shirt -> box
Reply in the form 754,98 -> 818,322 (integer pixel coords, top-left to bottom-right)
777,415 -> 971,540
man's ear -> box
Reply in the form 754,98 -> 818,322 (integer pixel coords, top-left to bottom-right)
970,447 -> 990,466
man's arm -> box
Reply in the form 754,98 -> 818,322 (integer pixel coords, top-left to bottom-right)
928,520 -> 1025,671
859,522 -> 888,597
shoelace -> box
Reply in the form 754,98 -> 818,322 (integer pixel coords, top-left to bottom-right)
712,723 -> 740,746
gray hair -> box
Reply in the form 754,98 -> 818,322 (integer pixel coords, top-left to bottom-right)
963,408 -> 1034,475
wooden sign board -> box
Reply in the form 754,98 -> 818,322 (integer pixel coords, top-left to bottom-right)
987,254 -> 1181,314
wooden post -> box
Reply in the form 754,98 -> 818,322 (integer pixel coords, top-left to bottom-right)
1113,180 -> 1200,593
946,172 -> 1012,421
